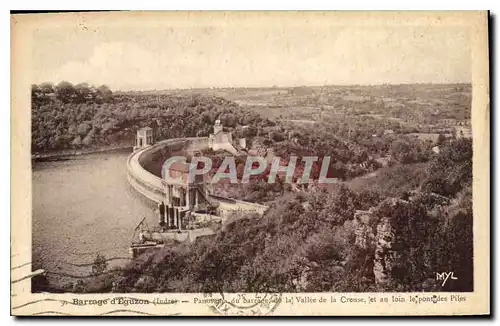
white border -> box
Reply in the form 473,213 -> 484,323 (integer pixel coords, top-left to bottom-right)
4,4 -> 496,325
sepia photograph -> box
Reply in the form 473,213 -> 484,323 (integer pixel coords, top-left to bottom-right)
11,11 -> 490,316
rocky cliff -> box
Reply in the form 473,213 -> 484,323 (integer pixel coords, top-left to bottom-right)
352,198 -> 411,286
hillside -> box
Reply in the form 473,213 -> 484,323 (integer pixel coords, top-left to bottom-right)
31,82 -> 473,293
95,138 -> 473,293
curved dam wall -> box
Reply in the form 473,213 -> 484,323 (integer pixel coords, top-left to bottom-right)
126,138 -> 269,216
127,137 -> 207,204
137,137 -> 214,177
127,141 -> 170,204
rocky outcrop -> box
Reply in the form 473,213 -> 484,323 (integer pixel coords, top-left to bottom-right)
352,198 -> 411,286
373,216 -> 397,285
353,210 -> 377,250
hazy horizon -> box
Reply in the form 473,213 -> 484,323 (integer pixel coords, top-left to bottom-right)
32,81 -> 473,93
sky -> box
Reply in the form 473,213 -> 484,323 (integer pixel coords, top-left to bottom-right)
30,13 -> 472,91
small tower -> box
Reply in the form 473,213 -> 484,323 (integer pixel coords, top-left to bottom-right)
134,127 -> 154,151
213,119 -> 223,135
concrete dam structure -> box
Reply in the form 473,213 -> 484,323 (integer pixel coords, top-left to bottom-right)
126,122 -> 268,235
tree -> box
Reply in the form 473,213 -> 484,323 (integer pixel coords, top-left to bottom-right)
97,85 -> 113,102
91,253 -> 108,276
39,82 -> 54,94
31,84 -> 41,103
77,122 -> 92,136
390,139 -> 413,164
55,81 -> 76,103
74,83 -> 91,103
219,113 -> 237,127
82,128 -> 96,146
422,138 -> 472,197
73,280 -> 87,293
72,135 -> 82,147
437,133 -> 447,145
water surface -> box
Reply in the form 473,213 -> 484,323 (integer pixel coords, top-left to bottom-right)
32,149 -> 157,286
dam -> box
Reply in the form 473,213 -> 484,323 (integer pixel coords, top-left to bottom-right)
126,121 -> 268,250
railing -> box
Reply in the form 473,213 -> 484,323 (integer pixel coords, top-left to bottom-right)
126,142 -> 167,203
126,138 -> 208,203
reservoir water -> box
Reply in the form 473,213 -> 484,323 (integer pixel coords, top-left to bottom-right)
32,149 -> 158,287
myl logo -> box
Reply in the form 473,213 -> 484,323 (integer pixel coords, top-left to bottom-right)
436,272 -> 458,286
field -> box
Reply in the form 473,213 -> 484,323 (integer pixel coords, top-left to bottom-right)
150,83 -> 471,128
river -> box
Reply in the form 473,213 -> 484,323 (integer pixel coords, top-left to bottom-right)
32,148 -> 158,287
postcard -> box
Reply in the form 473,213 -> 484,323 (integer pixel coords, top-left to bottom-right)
11,11 -> 490,316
